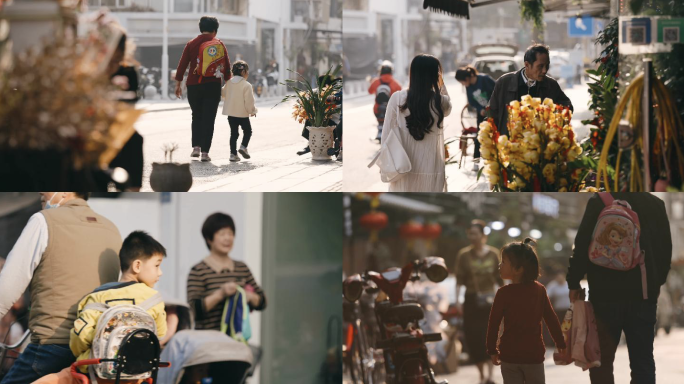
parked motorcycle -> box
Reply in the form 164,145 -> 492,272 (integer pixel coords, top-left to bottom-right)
344,258 -> 449,384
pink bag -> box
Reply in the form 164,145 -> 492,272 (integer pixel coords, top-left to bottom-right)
553,300 -> 601,370
588,193 -> 648,299
553,303 -> 574,365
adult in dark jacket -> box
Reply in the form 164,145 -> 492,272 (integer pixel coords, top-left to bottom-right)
456,65 -> 495,171
488,44 -> 573,136
567,193 -> 671,384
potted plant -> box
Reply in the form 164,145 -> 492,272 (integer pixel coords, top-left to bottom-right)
277,65 -> 342,161
149,143 -> 193,192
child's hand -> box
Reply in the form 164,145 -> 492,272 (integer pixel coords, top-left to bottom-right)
490,354 -> 501,366
250,114 -> 256,117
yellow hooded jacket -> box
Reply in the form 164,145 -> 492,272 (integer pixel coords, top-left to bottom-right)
69,281 -> 167,373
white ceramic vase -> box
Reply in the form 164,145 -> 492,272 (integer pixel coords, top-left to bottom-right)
307,126 -> 335,161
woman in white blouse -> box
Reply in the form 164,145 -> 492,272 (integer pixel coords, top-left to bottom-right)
381,54 -> 452,192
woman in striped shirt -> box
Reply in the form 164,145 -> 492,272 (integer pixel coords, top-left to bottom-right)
187,213 -> 266,331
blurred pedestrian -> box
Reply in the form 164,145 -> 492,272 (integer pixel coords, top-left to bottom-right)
0,193 -> 122,384
380,54 -> 451,192
567,193 -> 672,384
107,24 -> 144,191
455,65 -> 495,172
222,61 -> 258,162
368,60 -> 402,142
186,213 -> 266,371
489,44 -> 573,136
544,271 -> 571,346
174,16 -> 232,162
454,220 -> 502,384
487,238 -> 566,384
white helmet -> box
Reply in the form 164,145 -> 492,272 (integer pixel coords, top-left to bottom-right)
380,60 -> 394,70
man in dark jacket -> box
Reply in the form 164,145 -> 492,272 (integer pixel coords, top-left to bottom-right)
567,193 -> 671,384
488,44 -> 573,135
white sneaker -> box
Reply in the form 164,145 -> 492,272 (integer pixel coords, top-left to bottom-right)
200,152 -> 211,162
230,154 -> 241,162
191,146 -> 201,157
472,162 -> 480,172
238,146 -> 251,159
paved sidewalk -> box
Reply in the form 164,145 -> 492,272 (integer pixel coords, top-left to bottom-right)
136,97 -> 341,192
436,328 -> 684,384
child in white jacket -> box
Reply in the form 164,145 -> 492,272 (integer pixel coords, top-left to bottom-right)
222,60 -> 258,162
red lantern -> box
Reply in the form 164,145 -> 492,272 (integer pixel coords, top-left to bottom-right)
400,221 -> 423,250
422,223 -> 442,253
360,211 -> 388,242
422,223 -> 442,240
360,212 -> 388,231
400,221 -> 424,239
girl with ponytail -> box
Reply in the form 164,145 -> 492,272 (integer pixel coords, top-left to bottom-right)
485,237 -> 567,384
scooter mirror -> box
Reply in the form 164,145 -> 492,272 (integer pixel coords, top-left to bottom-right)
343,274 -> 364,302
424,257 -> 448,283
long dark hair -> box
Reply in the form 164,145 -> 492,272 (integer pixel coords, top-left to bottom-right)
400,54 -> 444,141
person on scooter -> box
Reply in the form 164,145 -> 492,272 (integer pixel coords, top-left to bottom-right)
368,60 -> 402,142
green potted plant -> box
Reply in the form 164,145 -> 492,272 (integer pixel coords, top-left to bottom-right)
277,65 -> 342,161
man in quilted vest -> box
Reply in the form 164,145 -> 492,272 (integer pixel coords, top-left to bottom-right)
567,193 -> 672,384
0,193 -> 122,384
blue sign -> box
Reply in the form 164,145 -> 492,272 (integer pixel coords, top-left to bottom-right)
568,16 -> 595,37
621,17 -> 652,44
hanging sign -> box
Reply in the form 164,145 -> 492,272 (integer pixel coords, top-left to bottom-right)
620,16 -> 683,54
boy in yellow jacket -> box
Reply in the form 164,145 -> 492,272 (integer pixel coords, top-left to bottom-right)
32,231 -> 167,384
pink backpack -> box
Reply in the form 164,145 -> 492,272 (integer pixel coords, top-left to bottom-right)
588,193 -> 648,299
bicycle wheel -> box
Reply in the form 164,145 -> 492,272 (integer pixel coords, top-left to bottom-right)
460,104 -> 478,131
347,324 -> 365,384
355,320 -> 375,384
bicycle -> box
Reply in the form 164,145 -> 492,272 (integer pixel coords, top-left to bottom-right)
344,258 -> 449,384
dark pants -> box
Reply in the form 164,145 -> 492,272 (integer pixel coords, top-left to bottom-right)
109,131 -> 144,188
0,343 -> 74,384
474,114 -> 484,159
463,293 -> 492,363
187,82 -> 222,153
228,116 -> 253,155
589,300 -> 657,384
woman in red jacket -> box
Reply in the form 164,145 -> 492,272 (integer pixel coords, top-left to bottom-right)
174,16 -> 231,163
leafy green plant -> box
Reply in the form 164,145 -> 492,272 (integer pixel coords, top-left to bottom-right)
276,65 -> 342,128
519,0 -> 545,34
583,18 -> 619,156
